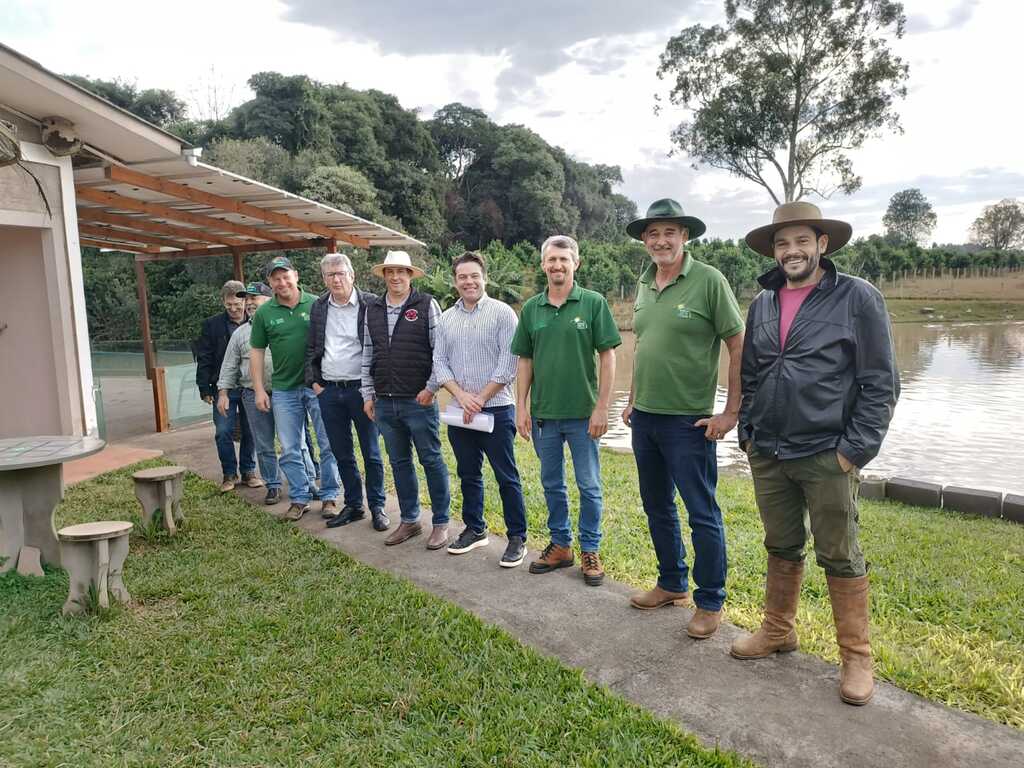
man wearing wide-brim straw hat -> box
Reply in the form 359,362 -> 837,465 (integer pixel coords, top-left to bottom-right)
361,250 -> 452,550
733,201 -> 900,706
622,198 -> 745,642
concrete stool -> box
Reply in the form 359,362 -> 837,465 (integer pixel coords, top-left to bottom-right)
57,521 -> 133,616
132,466 -> 186,535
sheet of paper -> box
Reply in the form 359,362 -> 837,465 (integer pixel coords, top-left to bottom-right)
441,405 -> 495,433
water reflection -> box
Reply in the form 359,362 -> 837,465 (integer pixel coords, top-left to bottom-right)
602,323 -> 1024,496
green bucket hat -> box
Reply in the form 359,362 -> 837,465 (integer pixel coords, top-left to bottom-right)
627,198 -> 707,241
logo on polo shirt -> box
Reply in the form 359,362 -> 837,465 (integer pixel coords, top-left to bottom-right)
573,316 -> 588,330
676,303 -> 692,319
270,317 -> 285,326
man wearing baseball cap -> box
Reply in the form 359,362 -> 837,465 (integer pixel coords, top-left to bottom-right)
250,256 -> 341,521
361,251 -> 450,550
621,199 -> 745,641
732,202 -> 899,706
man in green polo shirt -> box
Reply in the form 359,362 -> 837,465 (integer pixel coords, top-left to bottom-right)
250,256 -> 340,521
621,199 -> 744,640
512,234 -> 621,586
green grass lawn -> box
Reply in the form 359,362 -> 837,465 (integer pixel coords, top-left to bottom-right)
463,443 -> 1024,730
0,463 -> 751,768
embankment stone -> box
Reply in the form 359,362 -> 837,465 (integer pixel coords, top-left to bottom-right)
886,478 -> 942,508
1003,494 -> 1024,524
942,486 -> 1002,518
860,477 -> 886,500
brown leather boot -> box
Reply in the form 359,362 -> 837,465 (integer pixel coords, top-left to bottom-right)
731,555 -> 804,659
827,574 -> 874,706
528,542 -> 574,574
630,585 -> 690,610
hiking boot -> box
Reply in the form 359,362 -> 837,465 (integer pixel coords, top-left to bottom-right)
241,473 -> 264,488
426,524 -> 450,550
326,504 -> 366,529
827,574 -> 874,706
500,536 -> 527,568
371,507 -> 390,531
385,521 -> 422,546
264,487 -> 282,505
219,475 -> 238,492
528,542 -> 574,574
687,608 -> 723,639
284,503 -> 309,521
630,585 -> 690,610
448,527 -> 489,555
731,555 -> 804,660
580,551 -> 605,586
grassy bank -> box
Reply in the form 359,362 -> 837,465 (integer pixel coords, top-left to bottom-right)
0,464 -> 750,768
462,442 -> 1024,729
612,297 -> 1022,330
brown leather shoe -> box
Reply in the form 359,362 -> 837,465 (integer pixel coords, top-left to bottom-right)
241,473 -> 264,488
630,585 -> 690,610
385,521 -> 422,546
580,551 -> 604,586
426,524 -> 449,550
687,607 -> 723,639
528,542 -> 574,574
731,555 -> 803,659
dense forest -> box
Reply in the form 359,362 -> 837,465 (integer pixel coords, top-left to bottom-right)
72,72 -> 1022,345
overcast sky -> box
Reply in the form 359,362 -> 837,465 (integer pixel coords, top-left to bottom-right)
4,0 -> 1021,244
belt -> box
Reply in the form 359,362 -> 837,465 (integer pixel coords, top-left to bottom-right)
323,379 -> 362,388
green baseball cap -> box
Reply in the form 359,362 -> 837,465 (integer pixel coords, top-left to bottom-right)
264,255 -> 295,277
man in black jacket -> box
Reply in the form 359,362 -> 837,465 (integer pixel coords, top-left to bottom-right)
196,279 -> 257,492
306,253 -> 388,532
733,202 -> 899,707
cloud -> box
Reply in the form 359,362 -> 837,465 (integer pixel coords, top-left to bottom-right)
278,0 -> 706,99
906,0 -> 980,34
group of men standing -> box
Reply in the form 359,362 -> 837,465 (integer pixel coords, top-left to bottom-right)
196,196 -> 898,706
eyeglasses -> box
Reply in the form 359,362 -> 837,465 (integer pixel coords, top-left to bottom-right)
324,271 -> 352,280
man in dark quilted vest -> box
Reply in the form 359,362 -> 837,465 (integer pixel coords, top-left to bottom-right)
361,251 -> 451,549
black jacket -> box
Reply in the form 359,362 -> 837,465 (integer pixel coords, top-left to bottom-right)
365,290 -> 434,398
195,312 -> 242,398
737,258 -> 900,467
304,288 -> 377,387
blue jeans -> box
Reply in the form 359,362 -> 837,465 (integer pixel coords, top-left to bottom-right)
318,383 -> 386,511
241,388 -> 280,489
375,398 -> 450,525
271,388 -> 340,504
447,405 -> 527,539
213,389 -> 255,478
631,409 -> 727,611
531,417 -> 603,552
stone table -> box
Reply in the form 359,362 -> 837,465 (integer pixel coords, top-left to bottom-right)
0,435 -> 105,576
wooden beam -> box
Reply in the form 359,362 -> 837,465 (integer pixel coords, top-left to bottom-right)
134,260 -> 156,380
105,165 -> 373,249
151,367 -> 170,432
80,238 -> 159,254
232,249 -> 244,281
77,208 -> 248,247
134,237 -> 331,262
76,186 -> 293,243
79,223 -> 191,251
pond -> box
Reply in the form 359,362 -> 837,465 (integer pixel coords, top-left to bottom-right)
602,322 -> 1024,497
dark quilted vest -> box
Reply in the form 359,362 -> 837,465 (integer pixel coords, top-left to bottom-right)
365,290 -> 434,398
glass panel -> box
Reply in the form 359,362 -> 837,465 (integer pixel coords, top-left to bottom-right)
163,363 -> 210,428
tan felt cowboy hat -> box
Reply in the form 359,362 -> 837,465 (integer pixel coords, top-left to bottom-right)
371,250 -> 425,279
627,198 -> 707,241
744,201 -> 852,258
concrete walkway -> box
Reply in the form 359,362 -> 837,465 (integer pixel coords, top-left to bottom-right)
126,423 -> 1024,768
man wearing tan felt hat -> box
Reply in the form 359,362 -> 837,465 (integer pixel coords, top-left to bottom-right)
733,201 -> 900,706
361,250 -> 452,550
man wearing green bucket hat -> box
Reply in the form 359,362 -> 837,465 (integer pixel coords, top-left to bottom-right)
622,199 -> 745,641
732,201 -> 899,706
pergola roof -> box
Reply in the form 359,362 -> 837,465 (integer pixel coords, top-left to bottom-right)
74,155 -> 425,259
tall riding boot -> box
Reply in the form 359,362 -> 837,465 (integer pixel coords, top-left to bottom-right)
731,555 -> 804,659
827,574 -> 874,705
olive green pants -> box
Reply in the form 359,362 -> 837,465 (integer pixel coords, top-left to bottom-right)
747,447 -> 866,578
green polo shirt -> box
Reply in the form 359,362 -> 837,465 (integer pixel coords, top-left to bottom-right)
633,256 -> 743,415
510,284 -> 621,419
249,291 -> 317,391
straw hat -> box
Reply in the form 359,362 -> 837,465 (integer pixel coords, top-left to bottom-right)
744,201 -> 852,258
371,250 -> 425,279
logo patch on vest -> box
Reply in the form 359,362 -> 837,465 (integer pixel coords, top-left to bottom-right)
404,308 -> 419,322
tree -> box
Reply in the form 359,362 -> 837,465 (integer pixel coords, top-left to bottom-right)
969,199 -> 1024,250
65,75 -> 186,127
428,103 -> 494,182
882,188 -> 937,245
658,0 -> 909,204
299,164 -> 383,220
